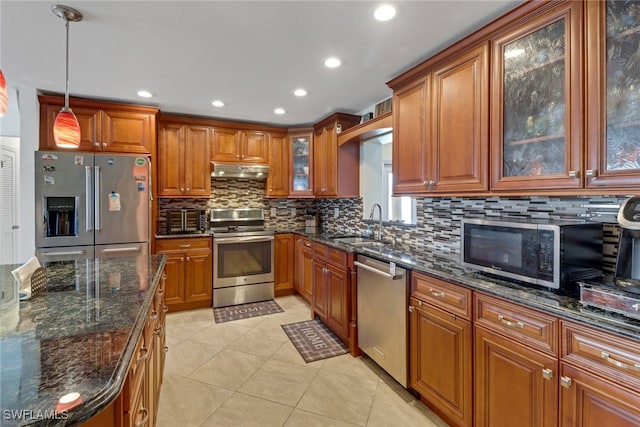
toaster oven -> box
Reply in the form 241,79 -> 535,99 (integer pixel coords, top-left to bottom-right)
166,209 -> 207,234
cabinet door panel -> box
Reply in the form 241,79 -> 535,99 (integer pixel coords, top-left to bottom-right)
326,264 -> 349,340
159,252 -> 186,306
241,130 -> 269,164
560,363 -> 640,427
267,134 -> 289,197
275,233 -> 295,293
393,77 -> 430,194
102,110 -> 153,153
312,260 -> 327,319
300,246 -> 314,303
475,327 -> 558,427
313,128 -> 328,195
585,1 -> 640,188
411,299 -> 472,427
184,125 -> 211,197
289,133 -> 314,197
157,124 -> 185,196
185,250 -> 212,301
491,2 -> 583,190
40,103 -> 101,151
211,128 -> 240,162
432,44 -> 488,192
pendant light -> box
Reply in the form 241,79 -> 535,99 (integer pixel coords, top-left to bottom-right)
52,5 -> 83,148
0,68 -> 7,117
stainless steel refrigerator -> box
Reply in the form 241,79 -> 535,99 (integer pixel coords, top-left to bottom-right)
35,151 -> 150,261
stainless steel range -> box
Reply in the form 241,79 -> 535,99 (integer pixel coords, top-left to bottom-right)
210,208 -> 274,307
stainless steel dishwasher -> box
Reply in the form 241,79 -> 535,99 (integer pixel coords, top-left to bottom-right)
355,254 -> 408,387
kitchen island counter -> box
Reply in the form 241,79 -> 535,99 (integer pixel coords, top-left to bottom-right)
0,254 -> 166,426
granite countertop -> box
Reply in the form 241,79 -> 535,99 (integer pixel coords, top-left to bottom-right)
0,254 -> 166,426
290,228 -> 640,341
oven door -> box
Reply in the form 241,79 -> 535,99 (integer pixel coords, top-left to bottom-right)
213,235 -> 274,288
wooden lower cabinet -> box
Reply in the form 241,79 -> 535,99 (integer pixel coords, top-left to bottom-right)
294,237 -> 313,303
312,259 -> 328,319
474,326 -> 558,427
410,298 -> 472,427
155,237 -> 212,312
275,233 -> 295,296
325,262 -> 349,340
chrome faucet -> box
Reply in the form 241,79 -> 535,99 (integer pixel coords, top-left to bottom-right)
369,203 -> 383,241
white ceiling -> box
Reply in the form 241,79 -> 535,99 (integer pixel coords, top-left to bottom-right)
1,1 -> 521,126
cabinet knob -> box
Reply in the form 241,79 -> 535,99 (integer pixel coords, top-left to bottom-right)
186,256 -> 190,261
181,187 -> 185,192
560,376 -> 572,388
94,142 -> 100,147
186,187 -> 190,191
568,170 -> 579,178
270,188 -> 273,192
423,181 -> 429,186
586,169 -> 597,178
542,368 -> 553,380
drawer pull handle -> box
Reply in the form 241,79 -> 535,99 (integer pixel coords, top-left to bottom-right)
163,305 -> 169,313
498,314 -> 524,329
154,325 -> 162,336
560,376 -> 572,388
150,311 -> 159,322
542,368 -> 553,380
179,244 -> 191,248
164,346 -> 169,353
429,289 -> 446,299
137,347 -> 150,364
601,352 -> 640,371
135,407 -> 149,427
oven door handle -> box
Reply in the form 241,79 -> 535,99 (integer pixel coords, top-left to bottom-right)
214,236 -> 275,244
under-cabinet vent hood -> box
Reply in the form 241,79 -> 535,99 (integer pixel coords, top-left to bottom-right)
211,162 -> 269,179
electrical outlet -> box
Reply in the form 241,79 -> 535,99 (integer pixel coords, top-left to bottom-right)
270,207 -> 277,217
290,208 -> 296,216
334,207 -> 339,218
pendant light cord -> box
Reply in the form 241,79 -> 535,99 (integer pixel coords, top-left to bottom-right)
64,18 -> 70,109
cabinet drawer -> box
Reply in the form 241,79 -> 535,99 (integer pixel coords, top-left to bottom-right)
561,321 -> 640,389
411,272 -> 472,320
156,237 -> 211,252
313,242 -> 328,260
475,293 -> 558,355
327,247 -> 348,268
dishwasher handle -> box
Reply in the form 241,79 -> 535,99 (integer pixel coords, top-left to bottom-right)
354,260 -> 404,280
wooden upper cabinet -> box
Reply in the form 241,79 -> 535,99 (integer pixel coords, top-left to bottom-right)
585,0 -> 640,188
393,76 -> 431,194
38,95 -> 157,154
211,128 -> 269,164
432,43 -> 489,193
289,130 -> 314,198
211,128 -> 241,163
157,122 -> 211,198
266,133 -> 289,197
490,1 -> 583,190
313,113 -> 361,198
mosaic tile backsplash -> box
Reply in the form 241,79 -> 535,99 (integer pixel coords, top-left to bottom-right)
159,178 -> 630,273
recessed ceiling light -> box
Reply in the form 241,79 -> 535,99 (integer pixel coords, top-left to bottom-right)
324,57 -> 341,68
294,88 -> 307,97
274,108 -> 286,115
374,4 -> 396,21
137,90 -> 153,98
211,100 -> 225,107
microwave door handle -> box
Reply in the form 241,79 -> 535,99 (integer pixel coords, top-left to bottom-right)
86,166 -> 93,231
95,166 -> 101,231
214,236 -> 274,244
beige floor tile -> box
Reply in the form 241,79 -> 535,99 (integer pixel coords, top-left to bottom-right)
226,327 -> 289,358
163,339 -> 223,377
270,340 -> 326,369
165,333 -> 182,348
297,369 -> 377,425
239,359 -> 319,406
284,408 -> 359,427
188,321 -> 252,347
188,348 -> 266,390
369,381 -> 450,427
201,392 -> 293,427
321,354 -> 382,382
155,374 -> 233,427
164,322 -> 198,340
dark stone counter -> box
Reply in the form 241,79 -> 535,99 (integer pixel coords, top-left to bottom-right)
0,255 -> 166,426
289,229 -> 640,341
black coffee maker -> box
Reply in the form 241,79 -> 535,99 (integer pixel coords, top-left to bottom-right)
615,196 -> 640,294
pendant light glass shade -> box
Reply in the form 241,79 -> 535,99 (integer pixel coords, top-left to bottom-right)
52,5 -> 83,148
0,68 -> 7,117
53,107 -> 81,147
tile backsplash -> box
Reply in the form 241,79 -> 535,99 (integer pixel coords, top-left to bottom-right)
158,178 -> 629,273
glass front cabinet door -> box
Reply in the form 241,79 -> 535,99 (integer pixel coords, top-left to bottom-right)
289,132 -> 314,197
491,2 -> 583,190
586,0 -> 640,188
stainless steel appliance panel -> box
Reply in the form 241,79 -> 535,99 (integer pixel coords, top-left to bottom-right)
95,242 -> 149,259
213,282 -> 274,308
35,152 -> 93,248
356,255 -> 408,387
213,235 -> 274,288
94,154 -> 149,245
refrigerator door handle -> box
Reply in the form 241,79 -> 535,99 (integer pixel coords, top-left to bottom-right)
41,250 -> 86,256
95,166 -> 102,231
86,166 -> 93,231
99,246 -> 141,254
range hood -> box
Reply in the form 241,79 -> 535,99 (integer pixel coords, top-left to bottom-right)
211,162 -> 269,179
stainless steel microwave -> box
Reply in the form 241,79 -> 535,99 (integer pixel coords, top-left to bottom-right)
461,218 -> 603,291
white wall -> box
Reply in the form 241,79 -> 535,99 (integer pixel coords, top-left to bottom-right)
18,88 -> 38,262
